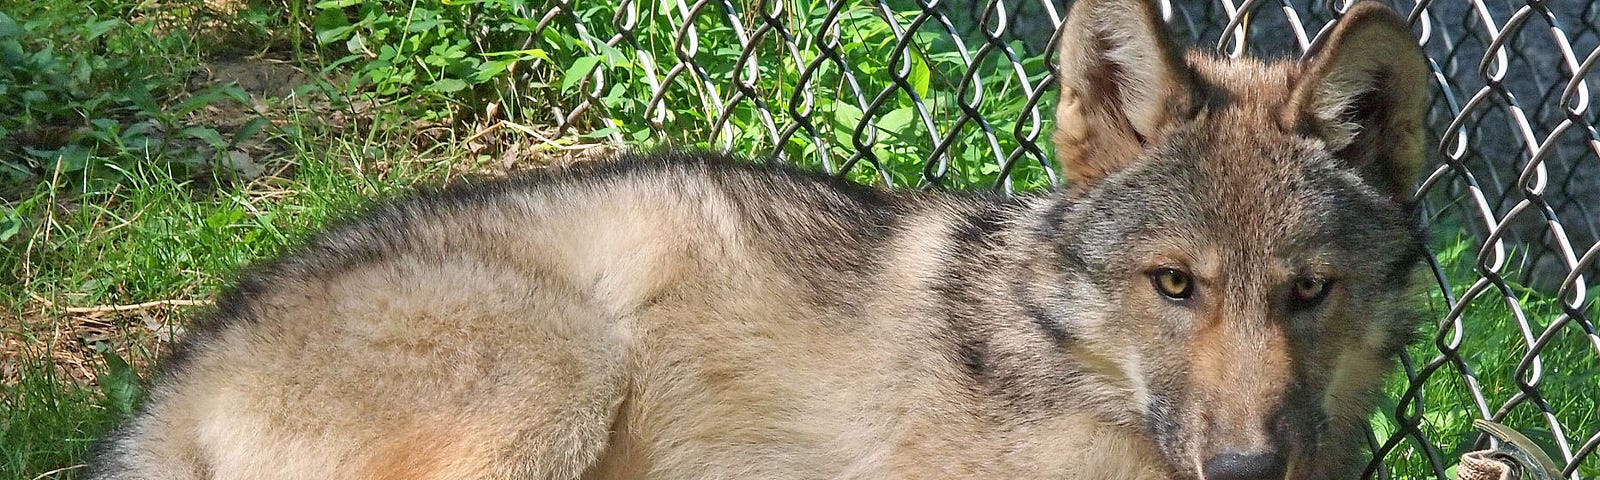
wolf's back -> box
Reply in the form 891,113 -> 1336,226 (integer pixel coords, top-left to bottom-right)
83,151 -> 956,480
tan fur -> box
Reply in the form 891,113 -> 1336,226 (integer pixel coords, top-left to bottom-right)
1285,2 -> 1431,200
1052,0 -> 1194,189
363,425 -> 485,480
90,2 -> 1430,479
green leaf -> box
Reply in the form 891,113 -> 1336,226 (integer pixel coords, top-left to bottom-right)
472,58 -> 517,83
629,127 -> 652,142
316,25 -> 356,45
344,32 -> 366,55
90,118 -> 120,133
877,107 -> 917,133
122,121 -> 158,150
84,19 -> 121,41
313,0 -> 361,8
312,4 -> 350,33
483,48 -> 549,62
433,42 -> 467,60
830,103 -> 865,145
28,145 -> 91,173
595,42 -> 630,67
205,207 -> 245,230
406,19 -> 445,33
32,43 -> 55,69
908,49 -> 931,100
0,206 -> 21,243
232,117 -> 271,147
122,82 -> 159,114
598,82 -> 628,109
579,125 -> 620,139
0,11 -> 21,38
181,126 -> 227,148
426,78 -> 467,93
0,39 -> 23,66
560,55 -> 603,93
98,348 -> 145,416
832,103 -> 864,128
375,44 -> 398,63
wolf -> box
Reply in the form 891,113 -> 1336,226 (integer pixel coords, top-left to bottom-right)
86,0 -> 1431,478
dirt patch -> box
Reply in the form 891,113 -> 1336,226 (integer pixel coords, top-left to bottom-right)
438,121 -> 622,179
178,52 -> 313,184
3,298 -> 192,387
192,56 -> 315,100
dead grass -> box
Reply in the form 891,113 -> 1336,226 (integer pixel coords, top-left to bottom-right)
4,294 -> 192,388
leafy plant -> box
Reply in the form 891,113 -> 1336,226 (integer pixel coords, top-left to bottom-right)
523,1 -> 1058,190
310,0 -> 542,123
303,1 -> 1057,190
0,0 -> 269,198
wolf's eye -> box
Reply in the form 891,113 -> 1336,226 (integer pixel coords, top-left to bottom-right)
1150,268 -> 1194,300
1290,276 -> 1331,307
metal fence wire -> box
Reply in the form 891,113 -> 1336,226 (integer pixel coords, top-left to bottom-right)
531,0 -> 1600,478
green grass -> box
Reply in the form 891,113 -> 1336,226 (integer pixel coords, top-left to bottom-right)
1370,234 -> 1600,478
0,359 -> 114,479
2,129 -> 469,479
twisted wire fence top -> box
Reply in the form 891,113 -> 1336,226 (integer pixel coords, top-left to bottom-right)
530,0 -> 1600,478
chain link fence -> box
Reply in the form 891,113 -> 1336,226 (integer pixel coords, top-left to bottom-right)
529,0 -> 1600,477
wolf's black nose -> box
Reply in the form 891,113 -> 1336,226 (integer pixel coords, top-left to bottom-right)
1202,452 -> 1286,480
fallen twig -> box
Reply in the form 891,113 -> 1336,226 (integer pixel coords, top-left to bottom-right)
31,464 -> 85,480
30,294 -> 212,314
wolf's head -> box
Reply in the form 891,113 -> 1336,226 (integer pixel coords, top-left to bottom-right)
1043,1 -> 1428,478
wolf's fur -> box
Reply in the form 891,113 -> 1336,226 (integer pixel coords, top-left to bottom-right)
88,1 -> 1431,479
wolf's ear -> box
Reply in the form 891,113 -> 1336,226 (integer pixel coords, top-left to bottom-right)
1286,2 -> 1429,202
1052,0 -> 1194,189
